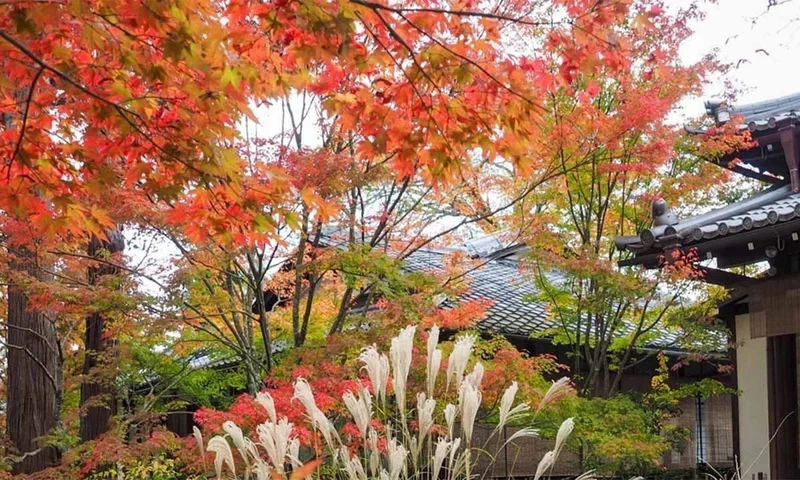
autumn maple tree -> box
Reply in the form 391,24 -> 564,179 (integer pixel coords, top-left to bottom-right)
500,3 -> 734,398
0,0 -> 712,475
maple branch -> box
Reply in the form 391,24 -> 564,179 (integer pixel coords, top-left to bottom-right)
0,321 -> 59,357
0,339 -> 58,391
358,9 -> 454,149
0,29 -> 213,180
50,249 -> 165,288
8,66 -> 43,170
398,162 -> 566,259
0,30 -> 144,123
349,0 -> 552,27
396,11 -> 545,113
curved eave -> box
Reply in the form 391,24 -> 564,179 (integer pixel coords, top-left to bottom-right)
618,217 -> 800,268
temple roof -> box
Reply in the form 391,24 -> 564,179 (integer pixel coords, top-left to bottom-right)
403,248 -> 557,338
686,93 -> 800,187
402,248 -> 691,348
614,93 -> 800,275
703,93 -> 800,131
615,184 -> 800,256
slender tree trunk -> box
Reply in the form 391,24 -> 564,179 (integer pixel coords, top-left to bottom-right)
329,286 -> 353,335
6,247 -> 61,474
79,231 -> 124,442
291,211 -> 309,347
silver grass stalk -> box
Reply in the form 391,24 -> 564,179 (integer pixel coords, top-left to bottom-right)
416,392 -> 436,441
293,378 -> 339,451
367,428 -> 380,477
253,458 -> 271,480
256,391 -> 277,423
432,437 -> 451,480
497,381 -> 530,433
342,385 -> 372,439
426,325 -> 442,397
192,426 -> 206,471
292,378 -> 319,419
223,421 -> 249,467
244,438 -> 260,466
552,417 -> 574,464
409,435 -> 419,471
192,426 -> 204,455
536,377 -> 572,414
533,450 -> 555,480
340,446 -> 354,479
464,362 -> 484,390
207,436 -> 236,479
446,334 -> 476,392
312,408 -> 340,452
288,438 -> 302,469
340,446 -> 368,480
359,346 -> 390,404
390,325 -> 417,416
459,381 -> 481,443
444,403 -> 457,440
498,427 -> 539,452
386,435 -> 408,480
575,470 -> 597,480
256,418 -> 294,474
447,437 -> 462,476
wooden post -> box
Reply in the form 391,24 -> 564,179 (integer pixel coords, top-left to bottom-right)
779,125 -> 800,193
766,333 -> 799,480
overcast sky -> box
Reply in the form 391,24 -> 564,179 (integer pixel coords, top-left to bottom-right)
680,0 -> 800,113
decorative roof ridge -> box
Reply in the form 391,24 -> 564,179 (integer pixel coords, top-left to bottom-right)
614,183 -> 793,251
704,93 -> 800,126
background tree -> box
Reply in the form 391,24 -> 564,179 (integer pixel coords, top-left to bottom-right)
511,4 -> 732,397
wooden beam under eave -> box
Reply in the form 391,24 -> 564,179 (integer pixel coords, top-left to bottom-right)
726,163 -> 783,185
779,125 -> 800,192
695,266 -> 756,288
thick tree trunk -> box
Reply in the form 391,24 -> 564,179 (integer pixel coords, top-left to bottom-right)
79,231 -> 124,442
6,248 -> 61,474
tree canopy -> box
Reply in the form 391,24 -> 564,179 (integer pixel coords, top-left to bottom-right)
0,0 -> 743,477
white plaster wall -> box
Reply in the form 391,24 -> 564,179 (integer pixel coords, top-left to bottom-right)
735,313 -> 771,477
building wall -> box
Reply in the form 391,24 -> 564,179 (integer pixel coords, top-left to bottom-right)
735,313 -> 771,477
663,394 -> 735,469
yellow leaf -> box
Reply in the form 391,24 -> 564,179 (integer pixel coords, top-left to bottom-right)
220,67 -> 240,88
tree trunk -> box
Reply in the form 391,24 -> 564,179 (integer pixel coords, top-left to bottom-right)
6,247 -> 61,474
79,231 -> 124,442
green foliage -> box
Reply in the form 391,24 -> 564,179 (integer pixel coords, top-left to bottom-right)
559,353 -> 735,476
334,247 -> 439,304
84,454 -> 184,480
120,339 -> 247,413
569,393 -> 674,475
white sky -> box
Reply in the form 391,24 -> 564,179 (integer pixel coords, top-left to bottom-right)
680,0 -> 800,112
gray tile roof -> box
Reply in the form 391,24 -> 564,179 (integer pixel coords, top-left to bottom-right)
402,249 -> 687,348
403,249 -> 555,337
705,93 -> 800,131
615,184 -> 800,254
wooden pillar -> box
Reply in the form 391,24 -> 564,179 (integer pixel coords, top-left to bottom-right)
779,125 -> 800,193
767,333 -> 799,479
723,307 -> 741,463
